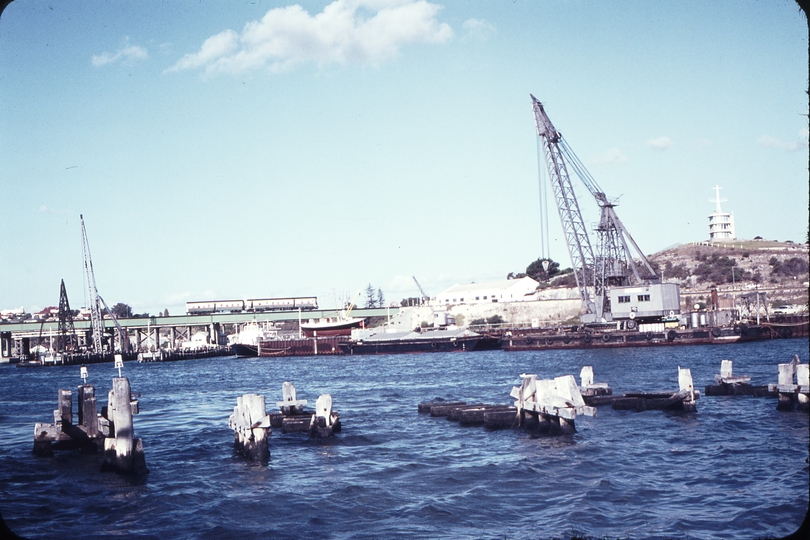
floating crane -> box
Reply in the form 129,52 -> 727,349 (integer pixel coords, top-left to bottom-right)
80,215 -> 128,353
530,95 -> 678,324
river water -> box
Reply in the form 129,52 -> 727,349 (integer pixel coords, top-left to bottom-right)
1,339 -> 807,539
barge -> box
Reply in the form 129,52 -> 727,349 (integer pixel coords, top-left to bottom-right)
498,315 -> 807,351
339,327 -> 497,355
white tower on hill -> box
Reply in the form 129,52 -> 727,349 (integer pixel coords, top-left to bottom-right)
708,185 -> 735,241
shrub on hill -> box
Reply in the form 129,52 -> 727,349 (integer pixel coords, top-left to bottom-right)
692,254 -> 750,284
769,256 -> 809,278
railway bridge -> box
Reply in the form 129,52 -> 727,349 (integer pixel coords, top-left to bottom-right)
0,307 -> 397,359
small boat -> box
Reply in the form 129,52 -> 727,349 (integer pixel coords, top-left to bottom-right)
300,316 -> 365,338
300,291 -> 365,338
339,327 -> 483,355
137,350 -> 164,362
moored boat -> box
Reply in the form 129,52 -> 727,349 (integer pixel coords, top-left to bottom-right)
300,316 -> 365,338
229,320 -> 280,357
339,327 -> 486,355
300,291 -> 365,338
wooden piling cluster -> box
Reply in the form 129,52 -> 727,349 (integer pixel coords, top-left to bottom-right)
768,355 -> 810,411
605,367 -> 699,412
704,359 -> 773,396
578,366 -> 613,406
420,370 -> 600,435
32,372 -> 146,475
228,393 -> 272,461
228,382 -> 342,461
510,373 -> 596,434
418,401 -> 519,429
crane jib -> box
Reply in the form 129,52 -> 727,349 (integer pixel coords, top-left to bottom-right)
530,95 -> 659,323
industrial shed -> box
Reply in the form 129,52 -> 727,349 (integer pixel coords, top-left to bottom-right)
432,277 -> 539,307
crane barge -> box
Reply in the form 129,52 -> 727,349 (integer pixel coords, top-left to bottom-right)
530,95 -> 680,327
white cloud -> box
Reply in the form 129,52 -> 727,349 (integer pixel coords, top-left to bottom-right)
92,39 -> 148,67
645,136 -> 674,150
462,18 -> 496,42
166,0 -> 453,75
587,148 -> 628,165
758,130 -> 809,152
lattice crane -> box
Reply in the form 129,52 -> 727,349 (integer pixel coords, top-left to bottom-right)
530,95 -> 658,323
81,215 -> 128,353
412,276 -> 429,304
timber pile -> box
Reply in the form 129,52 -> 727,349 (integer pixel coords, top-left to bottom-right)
768,355 -> 809,411
704,359 -> 773,396
268,381 -> 341,436
418,400 -> 518,429
510,373 -> 595,434
228,393 -> 271,461
228,382 -> 341,460
419,371 -> 596,435
32,363 -> 147,475
610,367 -> 699,412
578,366 -> 613,406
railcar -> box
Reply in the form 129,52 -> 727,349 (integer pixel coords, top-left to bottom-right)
245,297 -> 319,312
186,300 -> 245,314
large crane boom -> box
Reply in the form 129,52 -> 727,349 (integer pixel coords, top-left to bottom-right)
530,95 -> 658,323
81,215 -> 105,352
81,215 -> 129,353
531,97 -> 597,318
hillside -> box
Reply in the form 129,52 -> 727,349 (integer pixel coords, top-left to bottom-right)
647,239 -> 809,311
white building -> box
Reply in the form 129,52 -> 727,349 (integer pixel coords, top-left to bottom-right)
708,185 -> 735,240
431,276 -> 539,307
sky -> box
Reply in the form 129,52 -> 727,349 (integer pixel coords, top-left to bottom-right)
0,0 -> 807,315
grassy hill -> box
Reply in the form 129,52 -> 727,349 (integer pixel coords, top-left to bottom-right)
647,239 -> 808,310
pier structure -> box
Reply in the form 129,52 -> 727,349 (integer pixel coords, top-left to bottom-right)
0,307 -> 394,360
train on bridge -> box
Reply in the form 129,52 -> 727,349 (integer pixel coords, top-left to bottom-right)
186,297 -> 318,315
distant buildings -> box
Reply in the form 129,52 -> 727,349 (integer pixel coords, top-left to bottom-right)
431,276 -> 539,306
708,185 -> 735,241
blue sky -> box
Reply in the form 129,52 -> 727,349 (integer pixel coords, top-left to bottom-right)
1,0 -> 807,315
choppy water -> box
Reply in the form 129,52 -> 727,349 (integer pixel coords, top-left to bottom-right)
1,339 -> 808,539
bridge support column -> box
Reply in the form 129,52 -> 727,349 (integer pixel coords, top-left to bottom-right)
1,332 -> 11,358
209,323 -> 221,346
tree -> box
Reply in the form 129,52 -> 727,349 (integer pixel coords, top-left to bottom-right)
365,283 -> 376,308
376,288 -> 385,308
111,303 -> 132,319
525,258 -> 561,282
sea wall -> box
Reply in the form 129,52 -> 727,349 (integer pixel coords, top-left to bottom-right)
386,298 -> 582,330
